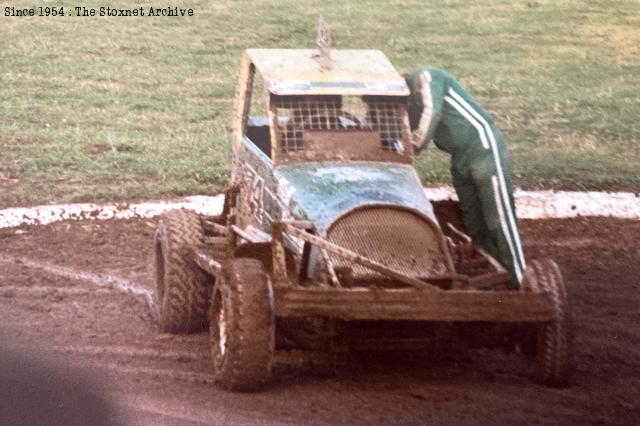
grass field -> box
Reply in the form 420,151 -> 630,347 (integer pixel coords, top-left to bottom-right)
1,0 -> 639,207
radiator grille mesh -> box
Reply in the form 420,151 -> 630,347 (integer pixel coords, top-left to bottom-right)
326,207 -> 449,280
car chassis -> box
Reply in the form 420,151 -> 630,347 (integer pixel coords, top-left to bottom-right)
153,45 -> 572,392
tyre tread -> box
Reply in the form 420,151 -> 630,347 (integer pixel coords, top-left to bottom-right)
155,209 -> 211,333
211,258 -> 274,391
524,259 -> 573,387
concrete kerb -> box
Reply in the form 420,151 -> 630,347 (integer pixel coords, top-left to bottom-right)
1,188 -> 639,230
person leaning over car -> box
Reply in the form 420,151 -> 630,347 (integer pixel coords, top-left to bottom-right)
405,67 -> 526,288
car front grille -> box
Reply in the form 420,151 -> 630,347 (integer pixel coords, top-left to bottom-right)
325,206 -> 450,281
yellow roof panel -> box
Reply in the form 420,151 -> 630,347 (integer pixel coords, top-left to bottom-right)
245,49 -> 409,96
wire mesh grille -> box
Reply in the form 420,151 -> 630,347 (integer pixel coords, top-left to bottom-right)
326,207 -> 450,281
272,96 -> 406,153
366,99 -> 404,151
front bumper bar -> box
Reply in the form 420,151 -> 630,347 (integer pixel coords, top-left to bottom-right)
275,287 -> 553,323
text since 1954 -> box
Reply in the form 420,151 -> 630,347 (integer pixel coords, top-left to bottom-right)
5,6 -> 65,16
4,6 -> 195,17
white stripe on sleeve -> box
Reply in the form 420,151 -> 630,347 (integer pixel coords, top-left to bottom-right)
443,96 -> 490,149
413,71 -> 434,148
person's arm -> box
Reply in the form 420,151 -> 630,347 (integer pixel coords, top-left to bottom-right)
411,70 -> 434,151
406,67 -> 445,154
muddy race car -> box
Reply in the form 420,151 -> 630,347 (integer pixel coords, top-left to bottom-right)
153,48 -> 572,391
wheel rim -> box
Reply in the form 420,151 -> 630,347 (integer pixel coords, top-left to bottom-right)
217,299 -> 227,356
211,287 -> 227,358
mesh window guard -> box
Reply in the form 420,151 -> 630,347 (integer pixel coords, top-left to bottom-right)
272,96 -> 406,153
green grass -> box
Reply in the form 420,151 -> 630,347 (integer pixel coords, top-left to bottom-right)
1,0 -> 639,207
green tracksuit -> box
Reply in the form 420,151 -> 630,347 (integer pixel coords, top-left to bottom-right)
406,67 -> 525,288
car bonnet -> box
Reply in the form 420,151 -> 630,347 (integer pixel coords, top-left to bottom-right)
273,162 -> 438,233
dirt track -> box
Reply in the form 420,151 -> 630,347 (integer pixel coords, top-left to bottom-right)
1,216 -> 639,425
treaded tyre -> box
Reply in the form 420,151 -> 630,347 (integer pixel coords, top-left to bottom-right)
154,209 -> 211,333
210,258 -> 275,391
521,258 -> 573,387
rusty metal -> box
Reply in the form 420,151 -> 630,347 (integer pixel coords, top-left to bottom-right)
193,250 -> 222,275
274,287 -> 554,322
288,220 -> 314,230
271,96 -> 411,163
231,224 -> 271,243
475,246 -> 506,273
232,60 -> 256,153
447,222 -> 471,243
451,242 -> 506,278
283,222 -> 444,291
468,271 -> 510,289
325,206 -> 452,281
445,222 -> 506,278
202,220 -> 229,236
271,222 -> 289,285
203,236 -> 228,247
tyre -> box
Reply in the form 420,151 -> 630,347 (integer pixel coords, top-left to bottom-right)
521,258 -> 573,387
210,258 -> 275,391
154,209 -> 211,333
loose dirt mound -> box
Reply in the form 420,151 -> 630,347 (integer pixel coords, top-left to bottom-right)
0,216 -> 639,424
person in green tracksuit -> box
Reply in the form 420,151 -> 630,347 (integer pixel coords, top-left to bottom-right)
405,67 -> 526,288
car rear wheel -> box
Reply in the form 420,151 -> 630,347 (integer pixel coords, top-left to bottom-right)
154,210 -> 211,333
210,258 -> 275,391
521,258 -> 573,387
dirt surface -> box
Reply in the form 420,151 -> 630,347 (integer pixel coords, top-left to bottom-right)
1,216 -> 639,425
